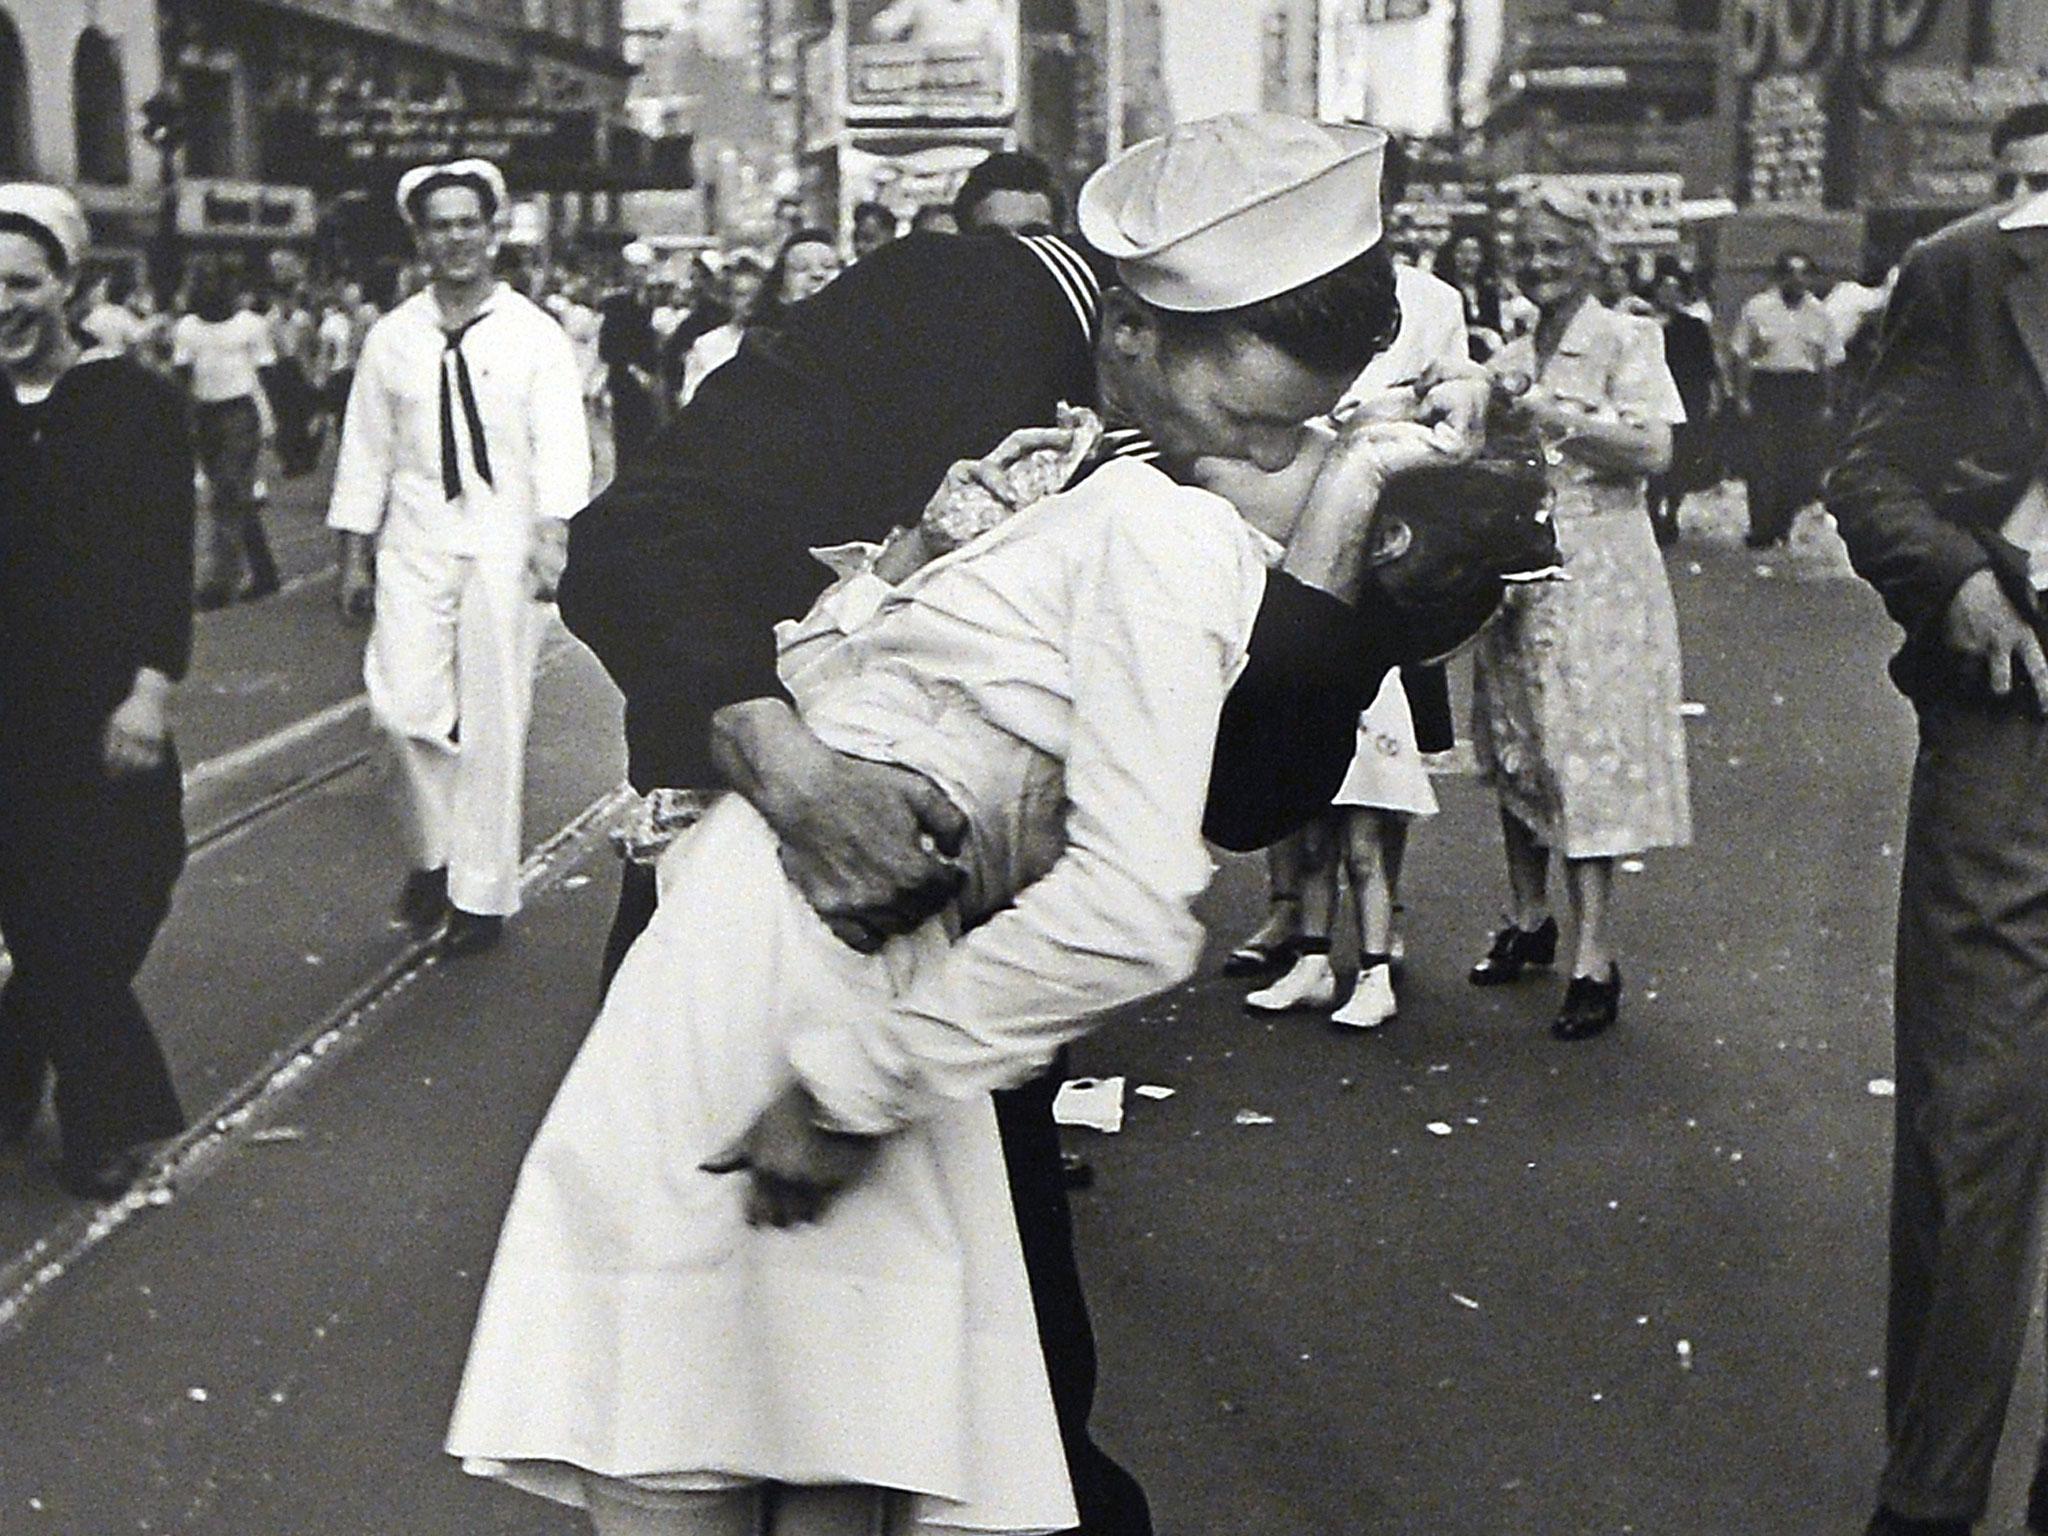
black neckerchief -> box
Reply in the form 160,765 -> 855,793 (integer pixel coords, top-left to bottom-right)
439,310 -> 495,500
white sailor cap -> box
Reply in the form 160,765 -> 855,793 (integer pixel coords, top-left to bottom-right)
0,182 -> 89,273
1077,113 -> 1387,313
396,158 -> 509,225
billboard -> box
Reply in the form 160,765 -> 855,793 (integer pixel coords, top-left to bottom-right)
845,0 -> 1019,123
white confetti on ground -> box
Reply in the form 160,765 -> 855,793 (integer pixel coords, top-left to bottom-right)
1677,1340 -> 1694,1370
1232,1109 -> 1275,1126
563,874 -> 593,889
1678,701 -> 1707,717
1868,1078 -> 1896,1097
1619,858 -> 1646,873
1425,1122 -> 1454,1137
187,1387 -> 209,1402
1450,1293 -> 1481,1310
1134,1084 -> 1176,1100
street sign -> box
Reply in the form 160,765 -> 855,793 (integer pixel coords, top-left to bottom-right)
175,178 -> 319,241
843,0 -> 1019,123
266,103 -> 601,191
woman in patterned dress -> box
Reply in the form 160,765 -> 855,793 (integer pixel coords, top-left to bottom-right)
1467,186 -> 1693,1040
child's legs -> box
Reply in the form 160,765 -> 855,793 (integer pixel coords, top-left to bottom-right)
1294,814 -> 1342,939
1341,810 -> 1404,956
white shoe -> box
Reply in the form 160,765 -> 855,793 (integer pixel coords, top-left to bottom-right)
1333,964 -> 1397,1029
1245,951 -> 1336,1013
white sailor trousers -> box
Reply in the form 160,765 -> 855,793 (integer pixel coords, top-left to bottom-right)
365,545 -> 546,917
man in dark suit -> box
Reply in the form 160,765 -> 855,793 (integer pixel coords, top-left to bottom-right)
1825,102 -> 2048,1536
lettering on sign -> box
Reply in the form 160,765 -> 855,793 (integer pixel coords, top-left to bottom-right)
1733,0 -> 1941,78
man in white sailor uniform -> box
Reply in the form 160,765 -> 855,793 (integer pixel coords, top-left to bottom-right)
328,158 -> 592,955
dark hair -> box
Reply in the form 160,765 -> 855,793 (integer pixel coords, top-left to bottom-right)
1431,230 -> 1494,282
1151,242 -> 1401,378
0,212 -> 70,277
751,228 -> 837,331
403,171 -> 498,227
1993,103 -> 2048,158
953,150 -> 1066,231
852,200 -> 895,230
188,261 -> 238,323
909,203 -> 957,234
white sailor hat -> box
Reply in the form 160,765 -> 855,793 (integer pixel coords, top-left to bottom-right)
1077,113 -> 1387,313
0,182 -> 89,273
396,158 -> 509,225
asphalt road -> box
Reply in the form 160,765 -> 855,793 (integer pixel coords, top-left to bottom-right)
0,483 -> 2029,1536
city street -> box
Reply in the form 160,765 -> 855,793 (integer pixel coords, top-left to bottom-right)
0,474 -> 2029,1536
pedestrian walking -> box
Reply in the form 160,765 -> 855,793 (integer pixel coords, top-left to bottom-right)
1824,101 -> 2048,1536
852,199 -> 899,260
1730,248 -> 1842,548
455,113 -> 1508,1536
1645,257 -> 1723,545
260,282 -> 324,478
326,158 -> 592,958
677,250 -> 764,405
174,262 -> 280,608
1466,184 -> 1693,1041
0,184 -> 193,1199
1432,230 -> 1505,358
750,227 -> 844,336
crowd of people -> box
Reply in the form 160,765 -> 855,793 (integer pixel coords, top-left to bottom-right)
6,90 -> 2048,1536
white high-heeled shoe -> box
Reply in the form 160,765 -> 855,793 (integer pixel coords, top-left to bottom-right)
1245,951 -> 1336,1013
1332,963 -> 1397,1029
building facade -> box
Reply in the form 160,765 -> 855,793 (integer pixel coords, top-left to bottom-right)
1483,0 -> 1725,191
1729,0 -> 2048,262
0,0 -> 167,260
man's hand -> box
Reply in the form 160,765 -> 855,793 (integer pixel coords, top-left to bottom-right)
526,520 -> 570,602
712,699 -> 968,950
1945,568 -> 2048,708
337,533 -> 375,621
102,669 -> 171,777
700,1080 -> 884,1227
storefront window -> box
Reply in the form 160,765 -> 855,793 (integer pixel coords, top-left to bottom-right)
73,28 -> 131,185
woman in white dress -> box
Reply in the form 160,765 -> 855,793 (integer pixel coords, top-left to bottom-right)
447,401 -> 1444,1531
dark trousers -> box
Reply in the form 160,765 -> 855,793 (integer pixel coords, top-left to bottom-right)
1878,700 -> 2048,1523
1743,371 -> 1829,545
0,753 -> 187,1174
259,360 -> 322,477
604,863 -> 1154,1535
192,396 -> 277,602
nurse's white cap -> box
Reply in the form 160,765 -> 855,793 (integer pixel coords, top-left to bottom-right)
395,158 -> 509,224
1077,113 -> 1387,313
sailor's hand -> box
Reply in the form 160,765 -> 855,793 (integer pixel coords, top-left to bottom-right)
1945,568 -> 2048,709
775,756 -> 968,950
701,1081 -> 883,1227
526,520 -> 570,602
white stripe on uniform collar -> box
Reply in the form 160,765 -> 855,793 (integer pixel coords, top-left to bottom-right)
1019,234 -> 1100,346
1099,426 -> 1159,463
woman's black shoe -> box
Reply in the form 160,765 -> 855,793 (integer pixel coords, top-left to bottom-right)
1468,917 -> 1558,985
1552,963 -> 1622,1041
1222,933 -> 1302,979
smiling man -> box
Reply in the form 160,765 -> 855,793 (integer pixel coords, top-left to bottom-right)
327,159 -> 591,958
